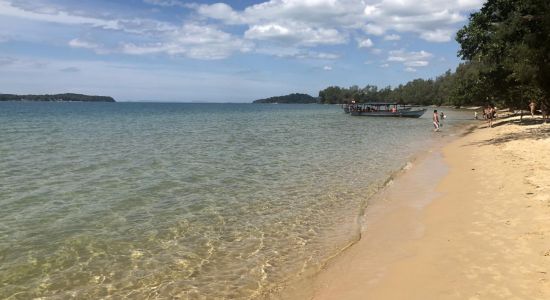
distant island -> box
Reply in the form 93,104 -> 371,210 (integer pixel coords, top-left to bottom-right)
0,93 -> 116,102
253,93 -> 318,104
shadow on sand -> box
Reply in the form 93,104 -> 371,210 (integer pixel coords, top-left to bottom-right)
459,124 -> 479,137
468,115 -> 550,146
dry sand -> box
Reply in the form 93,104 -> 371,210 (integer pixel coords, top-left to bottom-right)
289,115 -> 550,299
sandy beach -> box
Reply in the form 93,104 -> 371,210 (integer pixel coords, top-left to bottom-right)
283,115 -> 550,299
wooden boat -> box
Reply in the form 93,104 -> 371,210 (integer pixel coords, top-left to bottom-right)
341,103 -> 351,113
348,103 -> 426,118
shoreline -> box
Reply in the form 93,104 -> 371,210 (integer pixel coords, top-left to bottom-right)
273,121 -> 473,299
279,116 -> 550,299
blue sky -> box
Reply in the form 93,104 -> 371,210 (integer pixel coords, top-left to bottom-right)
0,0 -> 484,102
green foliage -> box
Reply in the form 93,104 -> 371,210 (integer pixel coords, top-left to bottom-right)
317,73 -> 459,106
456,0 -> 550,108
253,93 -> 317,104
0,93 -> 116,102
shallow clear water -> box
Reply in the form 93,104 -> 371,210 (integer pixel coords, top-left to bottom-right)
0,103 -> 471,299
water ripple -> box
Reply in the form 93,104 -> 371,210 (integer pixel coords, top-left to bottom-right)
0,103 -> 471,299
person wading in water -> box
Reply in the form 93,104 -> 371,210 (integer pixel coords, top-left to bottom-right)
433,109 -> 440,132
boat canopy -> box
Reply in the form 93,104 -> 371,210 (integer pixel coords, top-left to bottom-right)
359,102 -> 399,105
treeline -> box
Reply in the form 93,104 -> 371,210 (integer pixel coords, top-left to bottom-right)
317,62 -> 497,107
318,70 -> 455,105
253,93 -> 317,104
0,93 -> 116,102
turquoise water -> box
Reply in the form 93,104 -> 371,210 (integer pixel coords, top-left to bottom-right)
0,103 -> 470,299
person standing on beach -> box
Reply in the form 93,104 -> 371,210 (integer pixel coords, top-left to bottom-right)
529,100 -> 536,118
541,101 -> 548,124
433,109 -> 440,132
487,106 -> 495,128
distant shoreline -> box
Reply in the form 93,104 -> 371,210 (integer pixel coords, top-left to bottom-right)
253,93 -> 317,104
0,93 -> 116,102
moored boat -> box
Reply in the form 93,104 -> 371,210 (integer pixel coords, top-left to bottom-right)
341,103 -> 351,113
347,103 -> 426,118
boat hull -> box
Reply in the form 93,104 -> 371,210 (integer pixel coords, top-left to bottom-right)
350,108 -> 427,118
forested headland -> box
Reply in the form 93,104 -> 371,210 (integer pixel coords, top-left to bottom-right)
0,93 -> 116,102
253,93 -> 317,104
319,0 -> 550,110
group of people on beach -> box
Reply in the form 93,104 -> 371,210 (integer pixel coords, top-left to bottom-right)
432,100 -> 549,132
475,100 -> 549,129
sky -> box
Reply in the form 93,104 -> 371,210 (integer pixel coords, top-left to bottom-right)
0,0 -> 485,102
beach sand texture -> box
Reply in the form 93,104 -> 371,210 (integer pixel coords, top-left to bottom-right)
292,116 -> 550,299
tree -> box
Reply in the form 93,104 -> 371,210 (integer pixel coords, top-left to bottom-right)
319,86 -> 343,104
456,0 -> 550,108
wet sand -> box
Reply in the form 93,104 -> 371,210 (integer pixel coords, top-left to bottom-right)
287,115 -> 550,299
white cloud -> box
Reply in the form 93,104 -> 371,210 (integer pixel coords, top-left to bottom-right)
457,0 -> 485,10
255,47 -> 339,60
143,0 -> 186,7
384,34 -> 401,41
244,22 -> 346,46
1,1 -> 251,60
0,0 -> 118,29
196,3 -> 244,24
193,0 -> 483,45
419,29 -> 454,42
196,0 -> 365,27
323,65 -> 332,71
0,0 -> 181,38
364,5 -> 379,16
60,67 -> 80,72
69,38 -> 98,49
65,21 -> 251,60
196,0 -> 364,47
363,1 -> 468,42
370,48 -> 383,55
388,49 -> 432,68
404,60 -> 429,67
1,0 -> 486,62
357,38 -> 373,48
363,23 -> 385,36
314,52 -> 340,60
380,63 -> 389,68
121,23 -> 253,60
68,38 -> 111,54
405,67 -> 417,72
388,49 -> 432,62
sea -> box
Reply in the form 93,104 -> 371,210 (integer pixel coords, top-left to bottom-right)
0,102 -> 473,299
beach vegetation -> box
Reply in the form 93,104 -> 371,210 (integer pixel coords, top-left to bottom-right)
317,73 -> 455,106
456,0 -> 550,109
